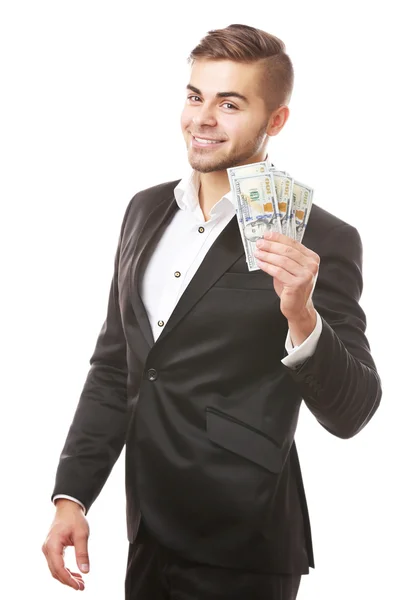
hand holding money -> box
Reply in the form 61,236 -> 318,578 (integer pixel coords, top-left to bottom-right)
227,160 -> 319,343
254,231 -> 320,345
227,161 -> 314,271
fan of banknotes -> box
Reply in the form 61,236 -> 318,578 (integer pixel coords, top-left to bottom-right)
227,161 -> 314,272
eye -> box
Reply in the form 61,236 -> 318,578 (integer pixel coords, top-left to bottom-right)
222,102 -> 237,110
187,96 -> 238,110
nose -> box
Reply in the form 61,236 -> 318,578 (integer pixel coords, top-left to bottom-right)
192,103 -> 217,128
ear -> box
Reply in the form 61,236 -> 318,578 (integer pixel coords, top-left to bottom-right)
266,105 -> 290,137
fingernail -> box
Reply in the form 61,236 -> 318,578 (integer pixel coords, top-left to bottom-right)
81,564 -> 89,572
265,231 -> 272,238
256,239 -> 262,248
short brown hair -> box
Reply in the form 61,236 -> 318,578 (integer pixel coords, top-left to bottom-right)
188,24 -> 294,112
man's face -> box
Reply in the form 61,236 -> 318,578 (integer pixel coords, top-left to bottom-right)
181,59 -> 271,173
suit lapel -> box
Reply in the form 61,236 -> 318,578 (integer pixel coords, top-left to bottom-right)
130,192 -> 178,348
156,215 -> 244,345
130,188 -> 245,348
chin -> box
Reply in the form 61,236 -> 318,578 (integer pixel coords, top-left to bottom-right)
188,152 -> 233,174
188,159 -> 226,174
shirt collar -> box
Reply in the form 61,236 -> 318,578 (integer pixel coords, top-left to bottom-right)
174,170 -> 234,218
174,157 -> 273,216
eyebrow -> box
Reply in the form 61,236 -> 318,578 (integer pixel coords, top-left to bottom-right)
186,84 -> 249,104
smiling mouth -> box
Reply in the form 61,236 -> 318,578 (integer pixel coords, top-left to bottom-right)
191,134 -> 226,147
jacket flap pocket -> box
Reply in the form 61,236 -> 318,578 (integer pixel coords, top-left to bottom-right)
214,272 -> 274,290
206,409 -> 282,474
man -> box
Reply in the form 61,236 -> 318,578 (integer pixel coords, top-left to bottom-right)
42,24 -> 382,600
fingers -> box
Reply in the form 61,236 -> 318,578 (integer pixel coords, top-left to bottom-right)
259,231 -> 320,262
42,537 -> 84,590
255,257 -> 295,284
74,531 -> 90,574
254,234 -> 320,280
255,250 -> 303,278
66,568 -> 85,590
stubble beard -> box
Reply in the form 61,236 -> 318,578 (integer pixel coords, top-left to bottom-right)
187,127 -> 267,174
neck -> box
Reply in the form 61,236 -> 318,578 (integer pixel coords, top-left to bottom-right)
198,171 -> 230,221
197,151 -> 270,221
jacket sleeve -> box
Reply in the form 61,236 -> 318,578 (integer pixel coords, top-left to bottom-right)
283,223 -> 382,439
51,198 -> 134,513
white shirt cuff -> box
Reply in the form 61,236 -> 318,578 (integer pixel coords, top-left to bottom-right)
53,494 -> 87,514
281,311 -> 323,369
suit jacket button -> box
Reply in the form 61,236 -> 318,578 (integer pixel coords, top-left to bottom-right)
147,368 -> 158,381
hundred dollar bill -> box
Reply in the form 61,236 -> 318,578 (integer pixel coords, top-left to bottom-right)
229,171 -> 282,271
227,162 -> 271,269
292,180 -> 314,242
227,161 -> 270,181
227,163 -> 262,268
227,161 -> 314,266
271,172 -> 294,238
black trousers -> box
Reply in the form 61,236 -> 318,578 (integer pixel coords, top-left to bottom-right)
125,520 -> 302,600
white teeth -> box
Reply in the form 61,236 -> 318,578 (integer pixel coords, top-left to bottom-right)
194,137 -> 221,144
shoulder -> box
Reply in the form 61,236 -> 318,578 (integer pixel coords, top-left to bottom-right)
131,179 -> 182,207
120,178 -> 182,227
308,203 -> 357,234
305,203 -> 362,256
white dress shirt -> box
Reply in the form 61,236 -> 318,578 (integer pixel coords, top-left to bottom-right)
54,168 -> 322,513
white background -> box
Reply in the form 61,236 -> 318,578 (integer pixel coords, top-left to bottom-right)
1,1 -> 398,598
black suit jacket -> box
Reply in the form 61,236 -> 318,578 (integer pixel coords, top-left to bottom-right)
52,179 -> 382,574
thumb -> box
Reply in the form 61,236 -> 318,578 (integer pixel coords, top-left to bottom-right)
74,531 -> 90,573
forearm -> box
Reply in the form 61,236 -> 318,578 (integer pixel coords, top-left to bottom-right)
52,361 -> 128,513
52,199 -> 132,513
284,316 -> 382,438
